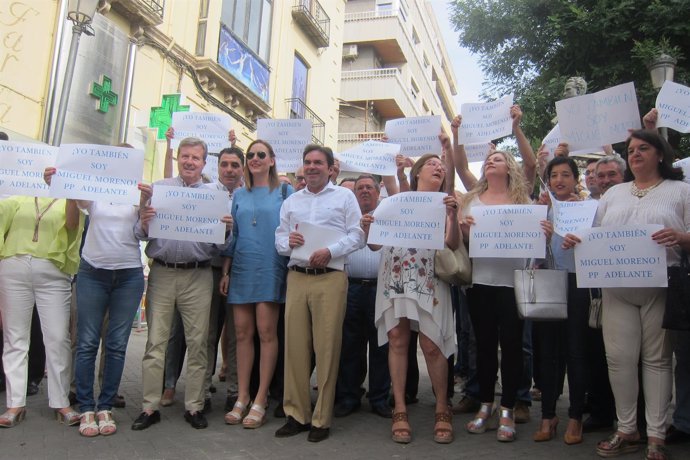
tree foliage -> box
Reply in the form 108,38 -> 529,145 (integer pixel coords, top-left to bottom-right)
450,0 -> 690,154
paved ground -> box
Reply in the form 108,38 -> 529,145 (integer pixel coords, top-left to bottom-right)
1,328 -> 689,459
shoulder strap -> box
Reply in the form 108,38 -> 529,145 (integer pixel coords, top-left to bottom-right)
281,182 -> 288,200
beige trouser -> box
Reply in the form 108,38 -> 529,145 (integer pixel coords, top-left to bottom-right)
283,270 -> 348,428
142,264 -> 212,412
602,287 -> 672,439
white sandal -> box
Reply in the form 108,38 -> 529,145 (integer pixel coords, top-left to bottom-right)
224,400 -> 249,425
96,410 -> 117,436
79,411 -> 99,437
242,403 -> 267,429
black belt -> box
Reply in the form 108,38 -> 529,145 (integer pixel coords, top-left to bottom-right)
290,266 -> 339,275
154,259 -> 211,269
348,277 -> 377,286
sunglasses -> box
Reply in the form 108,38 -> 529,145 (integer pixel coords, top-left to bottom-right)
246,151 -> 268,160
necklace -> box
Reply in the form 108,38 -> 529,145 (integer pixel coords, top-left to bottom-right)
33,197 -> 59,242
630,179 -> 664,198
250,190 -> 258,226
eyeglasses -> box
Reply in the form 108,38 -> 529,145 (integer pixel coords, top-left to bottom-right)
246,151 -> 268,160
295,176 -> 306,182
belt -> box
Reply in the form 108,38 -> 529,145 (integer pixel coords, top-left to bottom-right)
154,259 -> 211,269
290,266 -> 339,275
348,277 -> 377,286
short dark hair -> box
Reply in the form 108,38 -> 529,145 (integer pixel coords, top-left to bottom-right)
624,129 -> 683,181
545,156 -> 579,185
219,146 -> 245,165
354,174 -> 380,192
339,177 -> 356,186
0,132 -> 8,141
409,154 -> 446,192
586,158 -> 599,166
302,144 -> 334,167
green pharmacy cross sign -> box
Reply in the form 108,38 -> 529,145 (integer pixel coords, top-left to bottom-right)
89,75 -> 119,114
149,94 -> 191,140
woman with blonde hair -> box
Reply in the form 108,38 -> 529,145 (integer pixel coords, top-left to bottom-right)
220,139 -> 292,429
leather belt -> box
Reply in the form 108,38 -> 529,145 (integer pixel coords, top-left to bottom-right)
348,277 -> 377,286
154,259 -> 211,269
290,266 -> 339,275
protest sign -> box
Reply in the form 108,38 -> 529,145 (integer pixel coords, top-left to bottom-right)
368,192 -> 446,250
149,185 -> 229,244
469,205 -> 547,258
656,81 -> 690,133
336,140 -> 399,175
556,82 -> 641,151
203,154 -> 219,183
384,116 -> 441,156
459,94 -> 513,144
290,221 -> 346,270
0,141 -> 57,197
574,224 -> 667,288
257,119 -> 312,172
171,112 -> 231,152
674,157 -> 690,185
464,142 -> 491,163
50,144 -> 144,205
549,191 -> 598,236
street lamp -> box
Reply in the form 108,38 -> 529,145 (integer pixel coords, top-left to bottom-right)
52,0 -> 100,146
648,53 -> 677,140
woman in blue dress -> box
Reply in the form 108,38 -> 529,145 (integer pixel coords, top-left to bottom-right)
220,140 -> 292,428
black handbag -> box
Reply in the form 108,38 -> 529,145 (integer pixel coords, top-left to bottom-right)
662,251 -> 690,331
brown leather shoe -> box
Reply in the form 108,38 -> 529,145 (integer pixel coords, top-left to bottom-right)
451,396 -> 480,414
514,401 -> 531,424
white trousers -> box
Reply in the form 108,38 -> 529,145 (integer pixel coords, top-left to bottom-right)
0,255 -> 72,408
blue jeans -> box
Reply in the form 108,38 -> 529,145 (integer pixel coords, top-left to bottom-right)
75,260 -> 144,412
336,282 -> 390,406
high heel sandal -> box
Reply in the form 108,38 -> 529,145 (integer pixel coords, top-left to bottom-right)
224,400 -> 250,425
79,411 -> 99,437
466,403 -> 497,434
242,403 -> 267,429
564,418 -> 583,445
497,407 -> 516,442
0,408 -> 26,428
391,412 -> 412,444
533,417 -> 558,442
433,411 -> 453,444
56,408 -> 81,426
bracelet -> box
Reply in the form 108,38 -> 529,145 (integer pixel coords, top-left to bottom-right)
222,273 -> 229,277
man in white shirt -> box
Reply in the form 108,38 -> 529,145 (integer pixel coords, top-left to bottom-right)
274,145 -> 365,442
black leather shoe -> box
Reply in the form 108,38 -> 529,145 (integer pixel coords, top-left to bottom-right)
371,403 -> 392,418
667,425 -> 690,444
203,398 -> 212,413
184,410 -> 208,429
308,426 -> 330,442
275,416 -> 310,437
26,381 -> 39,396
334,402 -> 360,418
273,402 -> 285,418
225,394 -> 238,412
131,411 -> 161,430
209,384 -> 217,394
582,416 -> 614,433
113,394 -> 126,408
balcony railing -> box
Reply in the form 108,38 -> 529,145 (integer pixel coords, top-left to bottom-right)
292,0 -> 330,48
338,132 -> 385,143
140,0 -> 164,18
344,9 -> 397,21
112,0 -> 165,25
286,98 -> 325,145
342,68 -> 401,79
341,68 -> 418,117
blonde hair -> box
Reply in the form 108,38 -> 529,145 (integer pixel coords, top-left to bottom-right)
462,150 -> 531,206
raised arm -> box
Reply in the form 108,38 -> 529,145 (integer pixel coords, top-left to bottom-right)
164,127 -> 174,179
451,115 -> 478,190
511,105 -> 536,190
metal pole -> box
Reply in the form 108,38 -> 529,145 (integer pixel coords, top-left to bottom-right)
52,24 -> 83,146
41,0 -> 68,144
117,39 -> 138,143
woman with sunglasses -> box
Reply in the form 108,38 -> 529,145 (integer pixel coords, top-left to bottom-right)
220,140 -> 293,428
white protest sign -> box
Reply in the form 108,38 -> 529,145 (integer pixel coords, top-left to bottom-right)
50,144 -> 144,205
542,124 -> 561,161
336,140 -> 399,175
549,191 -> 598,237
203,154 -> 219,183
171,112 -> 232,152
0,141 -> 57,197
556,82 -> 641,151
384,116 -> 441,156
469,205 -> 547,258
459,94 -> 513,144
673,157 -> 690,184
290,221 -> 346,270
574,224 -> 667,288
464,142 -> 491,163
368,191 -> 446,250
149,185 -> 229,244
257,119 -> 312,172
656,81 -> 690,133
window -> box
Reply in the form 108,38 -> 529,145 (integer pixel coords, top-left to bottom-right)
291,54 -> 309,118
410,78 -> 419,99
221,0 -> 273,62
195,0 -> 210,56
412,27 -> 420,45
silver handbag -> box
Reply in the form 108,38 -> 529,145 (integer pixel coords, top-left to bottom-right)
513,252 -> 568,321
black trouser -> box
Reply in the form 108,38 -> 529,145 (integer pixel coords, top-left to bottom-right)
468,284 -> 523,408
586,293 -> 616,424
534,273 -> 589,419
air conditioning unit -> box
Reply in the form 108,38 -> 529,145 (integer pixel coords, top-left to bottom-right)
343,44 -> 358,60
